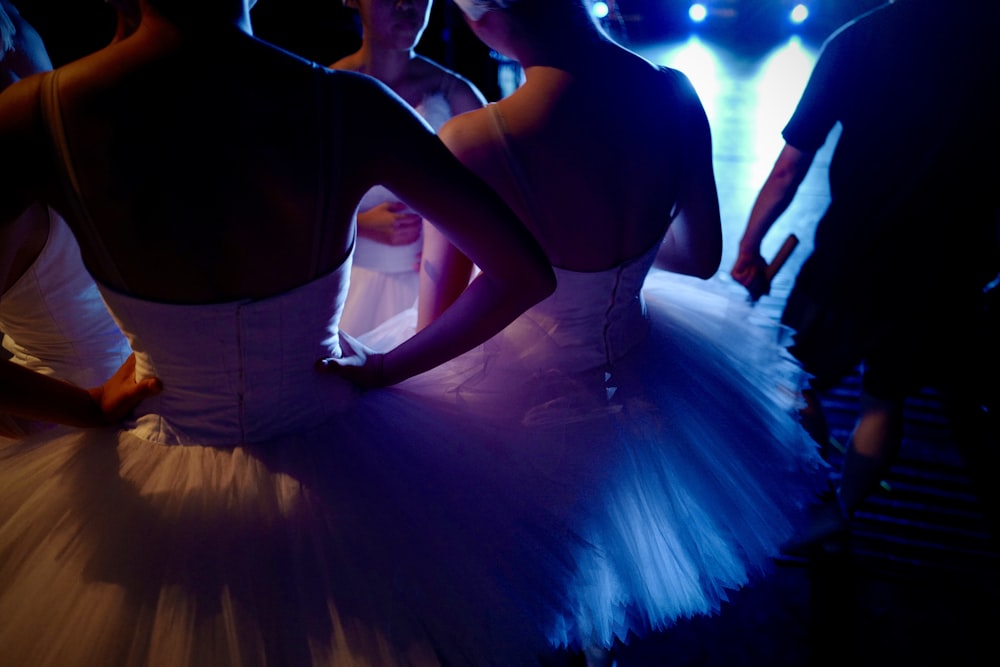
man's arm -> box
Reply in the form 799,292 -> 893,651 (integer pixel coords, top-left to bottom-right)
731,143 -> 815,292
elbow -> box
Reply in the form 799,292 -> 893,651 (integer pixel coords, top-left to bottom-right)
686,250 -> 721,280
683,230 -> 723,280
697,242 -> 724,279
652,247 -> 719,279
690,263 -> 718,280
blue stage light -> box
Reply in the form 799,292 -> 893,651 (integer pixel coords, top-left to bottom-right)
688,3 -> 708,23
789,4 -> 810,25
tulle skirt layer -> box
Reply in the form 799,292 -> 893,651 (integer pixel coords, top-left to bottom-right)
0,273 -> 827,665
0,393 -> 584,667
372,272 -> 829,647
338,265 -> 419,337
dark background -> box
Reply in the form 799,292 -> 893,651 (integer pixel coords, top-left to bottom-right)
18,0 -> 886,104
18,0 -> 504,100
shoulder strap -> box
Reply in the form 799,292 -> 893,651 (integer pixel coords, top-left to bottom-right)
39,69 -> 129,289
311,62 -> 329,277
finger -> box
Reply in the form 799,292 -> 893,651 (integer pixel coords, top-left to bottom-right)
315,357 -> 359,373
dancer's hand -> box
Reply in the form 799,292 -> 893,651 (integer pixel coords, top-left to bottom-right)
87,354 -> 163,424
357,203 -> 423,246
316,332 -> 387,390
0,354 -> 161,428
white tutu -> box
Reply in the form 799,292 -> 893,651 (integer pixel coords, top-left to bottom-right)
366,260 -> 828,648
0,394 -> 588,667
0,252 -> 827,665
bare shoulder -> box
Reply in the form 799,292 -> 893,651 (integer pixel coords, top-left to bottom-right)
333,67 -> 441,150
327,66 -> 399,108
645,63 -> 701,111
439,71 -> 487,114
328,51 -> 362,72
0,70 -> 44,127
437,106 -> 500,178
414,55 -> 486,113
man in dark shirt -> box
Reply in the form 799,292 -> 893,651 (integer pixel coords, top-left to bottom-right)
731,0 -> 1000,546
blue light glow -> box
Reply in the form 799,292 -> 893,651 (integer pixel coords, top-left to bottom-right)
592,1 -> 609,20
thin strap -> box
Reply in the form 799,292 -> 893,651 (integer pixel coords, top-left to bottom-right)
311,62 -> 328,276
39,70 -> 129,289
486,103 -> 554,251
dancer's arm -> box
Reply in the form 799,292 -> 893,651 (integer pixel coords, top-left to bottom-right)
655,75 -> 723,279
320,74 -> 555,387
0,354 -> 161,427
731,143 -> 814,291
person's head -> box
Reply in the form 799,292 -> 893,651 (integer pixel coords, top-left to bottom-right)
450,0 -> 510,22
451,0 -> 590,21
451,0 -> 596,61
344,0 -> 433,53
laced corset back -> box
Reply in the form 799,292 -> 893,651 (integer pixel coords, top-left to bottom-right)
38,65 -> 357,445
519,244 -> 656,374
99,268 -> 356,446
485,101 -> 657,374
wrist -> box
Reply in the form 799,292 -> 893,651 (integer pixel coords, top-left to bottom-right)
373,352 -> 389,387
737,236 -> 761,255
83,387 -> 110,426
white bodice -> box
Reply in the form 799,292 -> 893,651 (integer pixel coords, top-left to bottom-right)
100,260 -> 357,446
514,245 -> 656,374
0,210 -> 131,387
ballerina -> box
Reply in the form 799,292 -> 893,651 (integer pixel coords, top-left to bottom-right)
0,0 -> 134,439
331,0 -> 487,337
0,1 -> 575,665
354,0 -> 830,661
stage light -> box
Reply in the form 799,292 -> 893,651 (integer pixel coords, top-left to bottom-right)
688,3 -> 708,23
592,1 -> 610,19
789,4 -> 810,25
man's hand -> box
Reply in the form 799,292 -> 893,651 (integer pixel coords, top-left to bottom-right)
731,247 -> 770,299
